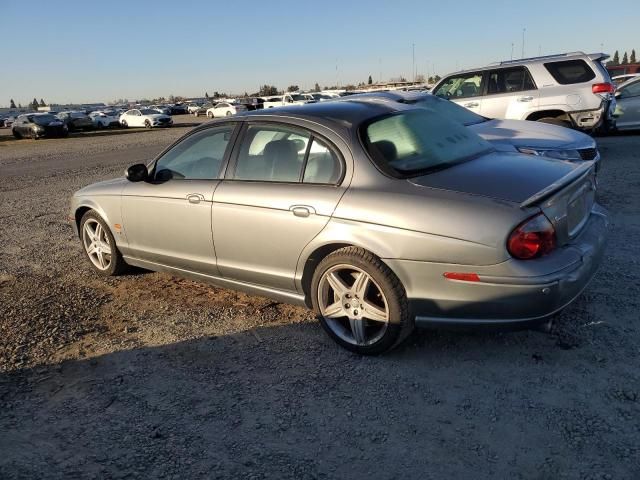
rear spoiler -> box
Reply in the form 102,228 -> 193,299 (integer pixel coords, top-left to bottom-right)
520,161 -> 595,208
588,52 -> 610,62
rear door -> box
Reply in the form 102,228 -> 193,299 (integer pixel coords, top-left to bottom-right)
616,79 -> 640,129
212,121 -> 348,291
480,66 -> 539,120
433,71 -> 485,115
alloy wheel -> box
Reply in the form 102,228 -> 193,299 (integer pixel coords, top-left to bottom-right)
317,264 -> 389,346
82,219 -> 112,271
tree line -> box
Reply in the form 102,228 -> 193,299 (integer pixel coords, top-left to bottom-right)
609,49 -> 637,65
8,98 -> 46,110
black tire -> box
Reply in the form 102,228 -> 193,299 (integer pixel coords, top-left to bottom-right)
30,129 -> 38,140
121,120 -> 128,128
12,129 -> 22,139
310,246 -> 414,355
79,210 -> 128,276
537,117 -> 572,129
225,111 -> 232,116
144,120 -> 151,129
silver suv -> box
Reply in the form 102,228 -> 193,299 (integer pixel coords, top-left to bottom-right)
432,51 -> 616,131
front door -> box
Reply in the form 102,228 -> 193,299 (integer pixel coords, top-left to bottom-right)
213,122 -> 347,291
433,71 -> 484,115
617,80 -> 640,129
120,124 -> 237,274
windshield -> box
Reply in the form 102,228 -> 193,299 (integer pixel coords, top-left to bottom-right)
362,109 -> 492,176
290,94 -> 306,101
413,95 -> 487,126
31,114 -> 58,125
70,112 -> 87,118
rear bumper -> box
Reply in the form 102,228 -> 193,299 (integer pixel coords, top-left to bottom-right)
384,205 -> 609,329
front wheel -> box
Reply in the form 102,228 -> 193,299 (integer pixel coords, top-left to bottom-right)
207,112 -> 214,118
121,120 -> 128,128
144,120 -> 152,129
225,111 -> 232,116
311,247 -> 414,355
80,211 -> 127,276
12,129 -> 22,139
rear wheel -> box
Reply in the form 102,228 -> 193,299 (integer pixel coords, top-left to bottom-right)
30,129 -> 38,140
225,111 -> 232,116
537,117 -> 572,129
207,112 -> 214,118
311,247 -> 414,355
121,120 -> 128,128
80,211 -> 127,276
12,129 -> 22,139
144,120 -> 152,129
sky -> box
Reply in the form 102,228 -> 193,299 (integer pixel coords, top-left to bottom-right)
1,0 -> 638,106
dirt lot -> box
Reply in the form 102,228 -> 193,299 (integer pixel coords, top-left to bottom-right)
0,119 -> 639,479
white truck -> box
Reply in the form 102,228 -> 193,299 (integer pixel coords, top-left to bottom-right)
263,93 -> 314,108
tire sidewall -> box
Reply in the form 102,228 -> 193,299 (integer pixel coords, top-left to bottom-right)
310,249 -> 408,354
80,211 -> 121,276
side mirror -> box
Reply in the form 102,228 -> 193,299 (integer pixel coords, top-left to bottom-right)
125,163 -> 148,182
614,91 -> 622,99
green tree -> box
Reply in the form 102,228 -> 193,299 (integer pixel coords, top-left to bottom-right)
631,49 -> 637,64
287,85 -> 299,92
314,82 -> 321,91
258,85 -> 278,96
39,98 -> 46,106
10,99 -> 16,109
205,92 -> 209,99
622,51 -> 629,64
611,50 -> 620,65
31,98 -> 39,110
368,75 -> 373,85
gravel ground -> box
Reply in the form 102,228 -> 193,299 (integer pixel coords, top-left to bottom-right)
0,123 -> 639,479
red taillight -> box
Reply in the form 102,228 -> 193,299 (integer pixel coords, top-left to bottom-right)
592,83 -> 615,94
507,214 -> 557,260
443,272 -> 480,282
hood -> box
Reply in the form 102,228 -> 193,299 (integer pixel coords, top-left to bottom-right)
409,151 -> 581,204
75,177 -> 127,197
469,119 -> 593,150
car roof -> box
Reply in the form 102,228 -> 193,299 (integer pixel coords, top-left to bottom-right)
444,51 -> 607,76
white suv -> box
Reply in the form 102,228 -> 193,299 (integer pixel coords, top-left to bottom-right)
432,52 -> 616,132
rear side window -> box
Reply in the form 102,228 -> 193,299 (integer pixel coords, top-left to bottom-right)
544,60 -> 595,84
487,67 -> 536,94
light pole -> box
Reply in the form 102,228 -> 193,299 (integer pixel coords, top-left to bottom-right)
511,42 -> 514,60
412,43 -> 415,82
522,28 -> 526,58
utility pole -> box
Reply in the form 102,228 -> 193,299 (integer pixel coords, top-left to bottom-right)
412,43 -> 415,82
511,42 -> 514,60
522,28 -> 526,58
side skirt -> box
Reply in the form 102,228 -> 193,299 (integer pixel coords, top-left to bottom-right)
123,256 -> 308,307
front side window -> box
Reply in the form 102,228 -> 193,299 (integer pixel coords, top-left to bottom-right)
487,67 -> 536,94
434,73 -> 483,99
544,60 -> 596,85
620,80 -> 640,98
233,125 -> 343,184
362,109 -> 492,177
154,125 -> 234,181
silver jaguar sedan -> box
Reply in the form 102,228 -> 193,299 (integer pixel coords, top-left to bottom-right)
71,99 -> 609,354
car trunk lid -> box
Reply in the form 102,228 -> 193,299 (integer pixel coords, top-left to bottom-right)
408,152 -> 596,245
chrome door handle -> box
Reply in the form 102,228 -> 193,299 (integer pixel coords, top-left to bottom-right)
464,102 -> 479,108
186,193 -> 205,204
290,205 -> 314,217
518,96 -> 534,102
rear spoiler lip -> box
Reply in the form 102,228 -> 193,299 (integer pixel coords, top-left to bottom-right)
520,161 -> 595,208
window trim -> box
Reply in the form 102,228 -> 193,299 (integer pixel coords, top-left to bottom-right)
148,122 -> 241,182
224,121 -> 345,186
483,66 -> 538,96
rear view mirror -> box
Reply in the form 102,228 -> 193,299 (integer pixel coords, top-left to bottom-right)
125,163 -> 148,182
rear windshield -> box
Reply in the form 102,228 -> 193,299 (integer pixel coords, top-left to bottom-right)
31,114 -> 58,125
544,60 -> 596,84
362,109 -> 492,177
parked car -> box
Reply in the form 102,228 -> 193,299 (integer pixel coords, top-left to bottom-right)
263,93 -> 314,108
89,111 -> 120,128
58,111 -> 94,132
235,97 -> 265,111
347,91 -> 601,168
205,102 -> 247,118
612,77 -> 640,131
150,105 -> 172,115
187,104 -> 204,115
169,104 -> 188,115
3,116 -> 16,128
191,104 -> 210,117
119,109 -> 173,128
311,93 -> 334,101
12,113 -> 68,139
70,100 -> 608,354
611,73 -> 640,86
607,63 -> 640,79
433,51 -> 616,132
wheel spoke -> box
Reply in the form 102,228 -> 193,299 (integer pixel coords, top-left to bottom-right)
352,272 -> 369,299
96,251 -> 105,268
86,243 -> 98,255
349,318 -> 367,345
323,301 -> 345,319
362,301 -> 388,322
95,223 -> 103,241
326,272 -> 350,297
84,224 -> 96,241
